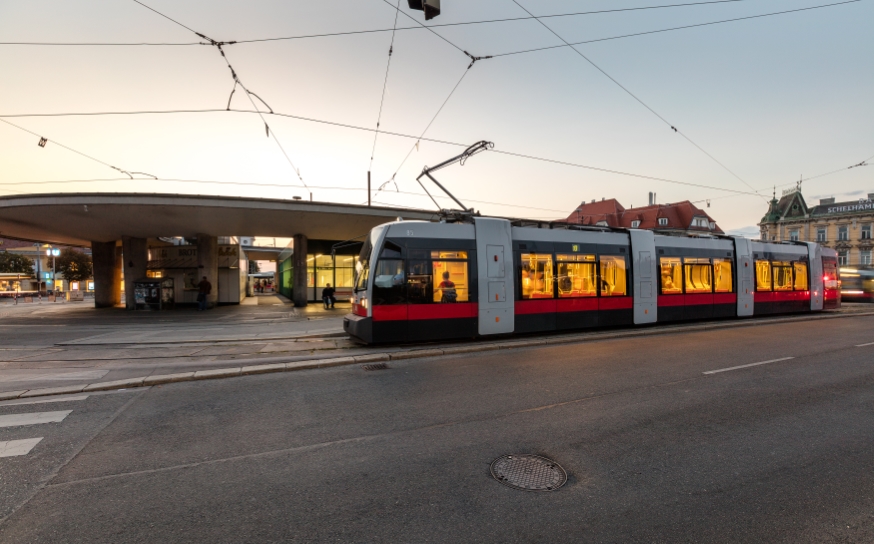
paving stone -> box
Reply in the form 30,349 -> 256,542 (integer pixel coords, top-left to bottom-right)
83,377 -> 146,392
143,372 -> 195,386
20,385 -> 86,398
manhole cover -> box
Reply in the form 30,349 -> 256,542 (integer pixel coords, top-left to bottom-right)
490,454 -> 567,492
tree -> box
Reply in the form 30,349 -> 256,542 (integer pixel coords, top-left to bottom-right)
56,248 -> 93,285
0,252 -> 34,274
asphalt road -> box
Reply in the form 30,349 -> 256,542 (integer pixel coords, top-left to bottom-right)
1,315 -> 873,542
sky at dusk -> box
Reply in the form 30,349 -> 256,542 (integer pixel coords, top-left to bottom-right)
1,0 -> 872,235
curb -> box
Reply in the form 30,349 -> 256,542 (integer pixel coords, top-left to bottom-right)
54,330 -> 347,347
5,310 -> 873,401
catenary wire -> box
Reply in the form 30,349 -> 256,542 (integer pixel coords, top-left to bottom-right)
132,0 -> 307,187
2,0 -> 768,46
0,118 -> 154,180
0,107 -> 763,196
369,0 -> 403,173
511,0 -> 765,201
493,0 -> 862,58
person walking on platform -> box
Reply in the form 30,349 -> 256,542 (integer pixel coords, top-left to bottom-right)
197,276 -> 212,311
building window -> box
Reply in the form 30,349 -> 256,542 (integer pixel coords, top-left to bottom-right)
862,250 -> 872,265
862,224 -> 871,240
658,218 -> 668,226
838,250 -> 848,266
630,220 -> 640,228
789,229 -> 799,241
838,225 -> 849,241
816,228 -> 827,242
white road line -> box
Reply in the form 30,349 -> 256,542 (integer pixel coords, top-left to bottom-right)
703,357 -> 795,375
855,342 -> 874,347
0,410 -> 72,428
0,438 -> 43,458
0,395 -> 88,407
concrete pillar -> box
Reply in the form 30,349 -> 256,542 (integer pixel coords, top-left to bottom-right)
121,236 -> 148,310
196,234 -> 218,309
92,241 -> 122,308
292,233 -> 308,307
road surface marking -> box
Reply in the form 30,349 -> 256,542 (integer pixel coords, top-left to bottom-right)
1,395 -> 88,406
703,357 -> 795,375
0,438 -> 43,458
856,342 -> 874,347
0,410 -> 72,428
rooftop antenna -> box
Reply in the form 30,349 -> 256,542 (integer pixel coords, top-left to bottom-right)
416,140 -> 493,213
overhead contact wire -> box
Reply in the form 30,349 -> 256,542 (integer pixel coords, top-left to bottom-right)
369,0 -> 403,173
0,118 -> 154,179
512,0 -> 764,200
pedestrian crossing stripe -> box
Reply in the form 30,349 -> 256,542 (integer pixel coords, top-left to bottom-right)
0,410 -> 72,428
0,438 -> 43,458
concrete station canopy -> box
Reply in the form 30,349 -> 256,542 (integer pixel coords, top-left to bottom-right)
0,193 -> 438,246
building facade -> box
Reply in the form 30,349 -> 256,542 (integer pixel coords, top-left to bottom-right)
759,188 -> 874,266
565,198 -> 723,235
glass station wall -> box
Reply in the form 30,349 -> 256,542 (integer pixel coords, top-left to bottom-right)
276,239 -> 361,302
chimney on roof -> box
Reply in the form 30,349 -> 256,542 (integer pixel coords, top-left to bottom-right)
868,193 -> 874,201
820,197 -> 835,205
601,197 -> 605,201
648,192 -> 657,206
591,199 -> 595,204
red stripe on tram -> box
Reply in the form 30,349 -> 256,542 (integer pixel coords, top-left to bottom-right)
372,305 -> 408,322
598,296 -> 632,311
408,303 -> 478,320
556,297 -> 598,313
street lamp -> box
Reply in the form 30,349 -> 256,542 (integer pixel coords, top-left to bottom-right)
46,247 -> 59,295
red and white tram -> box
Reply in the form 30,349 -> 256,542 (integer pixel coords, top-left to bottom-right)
343,217 -> 840,344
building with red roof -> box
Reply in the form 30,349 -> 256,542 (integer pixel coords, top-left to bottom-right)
565,198 -> 723,235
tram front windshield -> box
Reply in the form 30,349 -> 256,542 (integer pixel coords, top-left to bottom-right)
354,236 -> 374,292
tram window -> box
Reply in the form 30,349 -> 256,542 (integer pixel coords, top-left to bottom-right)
380,241 -> 403,259
684,258 -> 713,294
755,260 -> 772,291
793,262 -> 808,291
659,257 -> 683,294
372,259 -> 406,305
772,261 -> 793,291
432,258 -> 469,303
600,256 -> 628,296
556,254 -> 597,297
521,253 -> 554,299
354,261 -> 370,291
406,260 -> 432,304
713,258 -> 733,293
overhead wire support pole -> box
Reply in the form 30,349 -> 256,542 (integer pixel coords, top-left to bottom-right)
416,140 -> 493,212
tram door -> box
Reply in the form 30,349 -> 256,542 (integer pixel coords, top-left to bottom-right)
474,217 -> 514,335
734,237 -> 754,316
630,230 -> 657,324
806,242 -> 824,311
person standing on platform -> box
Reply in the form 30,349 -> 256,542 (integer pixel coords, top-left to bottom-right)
197,276 -> 212,311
